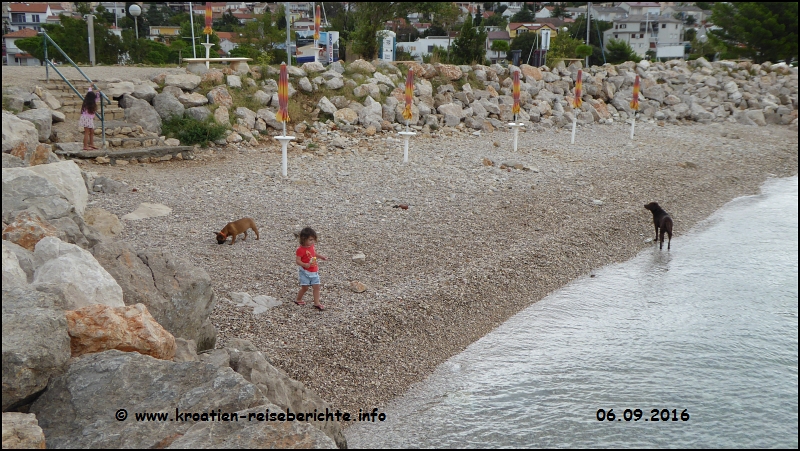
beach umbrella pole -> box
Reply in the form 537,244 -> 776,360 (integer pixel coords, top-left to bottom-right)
630,75 -> 640,140
275,62 -> 293,177
571,116 -> 577,144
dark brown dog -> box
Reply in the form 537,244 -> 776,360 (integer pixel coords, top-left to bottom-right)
215,218 -> 259,245
644,202 -> 673,250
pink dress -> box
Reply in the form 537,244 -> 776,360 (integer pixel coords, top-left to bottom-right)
79,89 -> 99,129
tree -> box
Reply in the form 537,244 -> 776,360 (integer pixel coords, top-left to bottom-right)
551,3 -> 570,19
450,13 -> 488,64
490,39 -> 510,62
568,17 -> 612,48
474,6 -> 483,27
424,24 -> 447,37
94,5 -> 116,25
548,31 -> 583,63
483,13 -> 508,28
509,32 -> 538,65
75,2 -> 92,15
510,4 -> 535,23
18,15 -> 124,64
351,2 -> 455,59
709,2 -> 798,63
605,38 -> 640,64
145,4 -> 174,27
214,11 -> 239,32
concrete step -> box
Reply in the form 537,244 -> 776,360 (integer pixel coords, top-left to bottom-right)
55,142 -> 195,165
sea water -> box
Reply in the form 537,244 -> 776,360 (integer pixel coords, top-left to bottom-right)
346,176 -> 798,448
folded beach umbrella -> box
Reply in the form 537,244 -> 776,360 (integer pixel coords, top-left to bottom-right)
630,75 -> 640,139
314,4 -> 321,41
630,75 -> 640,111
402,69 -> 414,123
512,69 -> 521,117
573,69 -> 583,109
203,3 -> 212,35
276,63 -> 289,123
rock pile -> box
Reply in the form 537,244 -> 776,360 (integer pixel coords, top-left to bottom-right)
1,154 -> 345,448
4,57 -> 795,164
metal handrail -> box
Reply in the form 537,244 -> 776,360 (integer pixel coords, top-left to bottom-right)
42,31 -> 109,148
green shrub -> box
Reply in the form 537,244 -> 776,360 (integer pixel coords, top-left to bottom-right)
161,115 -> 227,146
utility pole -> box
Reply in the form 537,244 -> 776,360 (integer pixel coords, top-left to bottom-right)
87,13 -> 96,66
585,2 -> 591,67
285,2 -> 291,66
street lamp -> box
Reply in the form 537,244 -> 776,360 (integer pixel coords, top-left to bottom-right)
129,4 -> 141,39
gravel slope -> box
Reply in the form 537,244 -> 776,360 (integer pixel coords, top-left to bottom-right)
75,120 -> 798,426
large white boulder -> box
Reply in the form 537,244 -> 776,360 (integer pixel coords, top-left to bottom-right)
32,237 -> 124,310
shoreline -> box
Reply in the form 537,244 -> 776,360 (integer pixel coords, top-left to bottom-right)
75,120 -> 797,428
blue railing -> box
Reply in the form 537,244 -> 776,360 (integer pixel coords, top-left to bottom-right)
42,31 -> 110,148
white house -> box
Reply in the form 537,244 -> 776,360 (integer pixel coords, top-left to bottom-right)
501,2 -> 524,18
7,2 -> 52,32
396,36 -> 453,62
619,2 -> 662,17
604,13 -> 685,59
3,28 -> 41,65
590,5 -> 628,22
535,6 -> 554,19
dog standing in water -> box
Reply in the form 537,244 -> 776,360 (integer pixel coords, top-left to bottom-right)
644,202 -> 673,250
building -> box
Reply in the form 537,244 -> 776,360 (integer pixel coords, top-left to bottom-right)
501,2 -> 525,18
507,22 -> 559,39
7,2 -> 52,32
486,30 -> 511,63
395,36 -> 452,62
589,5 -> 628,22
149,25 -> 181,42
97,2 -> 126,21
3,27 -> 40,65
619,2 -> 662,17
662,5 -> 709,24
216,31 -> 243,55
604,13 -> 685,59
535,6 -> 555,19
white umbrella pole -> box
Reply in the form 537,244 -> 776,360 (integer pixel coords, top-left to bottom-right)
570,116 -> 577,144
630,114 -> 636,140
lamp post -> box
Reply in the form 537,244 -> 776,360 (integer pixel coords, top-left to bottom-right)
129,4 -> 141,40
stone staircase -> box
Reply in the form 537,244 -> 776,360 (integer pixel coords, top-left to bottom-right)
40,78 -> 126,121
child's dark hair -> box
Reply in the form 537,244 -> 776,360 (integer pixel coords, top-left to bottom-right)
81,91 -> 97,115
298,227 -> 317,245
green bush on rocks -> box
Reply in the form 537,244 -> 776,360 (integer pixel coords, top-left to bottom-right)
161,115 -> 226,146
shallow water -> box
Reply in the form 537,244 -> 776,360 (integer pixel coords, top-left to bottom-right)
346,176 -> 798,448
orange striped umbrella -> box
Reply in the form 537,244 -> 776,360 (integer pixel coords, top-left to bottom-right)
314,4 -> 321,41
573,70 -> 583,109
402,69 -> 414,121
203,3 -> 212,35
276,63 -> 290,123
630,75 -> 640,110
512,69 -> 521,116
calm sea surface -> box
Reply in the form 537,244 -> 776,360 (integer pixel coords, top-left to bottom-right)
347,176 -> 798,448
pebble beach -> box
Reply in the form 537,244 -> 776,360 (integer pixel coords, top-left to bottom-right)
4,64 -> 797,428
79,119 -> 797,423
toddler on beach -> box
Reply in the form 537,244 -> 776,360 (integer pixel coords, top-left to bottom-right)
295,227 -> 328,311
79,84 -> 101,150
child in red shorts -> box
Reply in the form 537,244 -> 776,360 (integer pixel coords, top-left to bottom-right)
295,227 -> 328,310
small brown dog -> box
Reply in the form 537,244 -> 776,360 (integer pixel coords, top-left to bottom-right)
215,218 -> 259,245
644,202 -> 673,250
